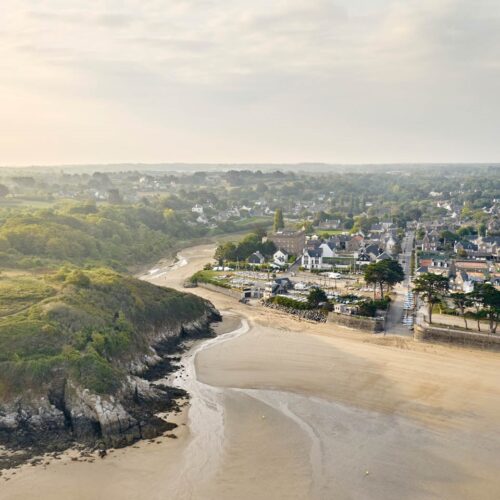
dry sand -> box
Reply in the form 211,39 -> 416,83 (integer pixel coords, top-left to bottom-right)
2,243 -> 500,499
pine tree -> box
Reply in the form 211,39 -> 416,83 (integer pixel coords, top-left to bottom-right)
274,208 -> 284,232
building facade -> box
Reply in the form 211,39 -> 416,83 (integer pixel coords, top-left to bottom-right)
267,230 -> 306,256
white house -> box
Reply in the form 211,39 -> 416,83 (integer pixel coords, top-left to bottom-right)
334,303 -> 356,315
192,204 -> 204,214
319,241 -> 336,259
273,249 -> 289,267
301,248 -> 323,270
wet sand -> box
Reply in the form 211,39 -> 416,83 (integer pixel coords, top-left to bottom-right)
3,243 -> 500,499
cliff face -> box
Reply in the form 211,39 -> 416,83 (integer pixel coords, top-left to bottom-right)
0,271 -> 221,467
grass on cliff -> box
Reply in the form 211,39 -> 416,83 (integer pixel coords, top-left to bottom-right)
0,268 -> 210,400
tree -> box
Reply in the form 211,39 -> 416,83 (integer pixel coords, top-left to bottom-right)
470,283 -> 500,334
307,287 -> 328,308
364,260 -> 404,299
273,208 -> 284,232
297,220 -> 314,234
383,259 -> 405,291
214,242 -> 237,263
364,262 -> 387,299
413,273 -> 449,324
449,292 -> 472,330
0,184 -> 9,198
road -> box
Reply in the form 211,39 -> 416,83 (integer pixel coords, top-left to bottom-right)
385,230 -> 414,335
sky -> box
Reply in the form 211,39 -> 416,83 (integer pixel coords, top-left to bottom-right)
1,0 -> 500,166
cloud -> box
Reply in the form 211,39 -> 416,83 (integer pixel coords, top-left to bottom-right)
1,0 -> 500,164
4,0 -> 500,85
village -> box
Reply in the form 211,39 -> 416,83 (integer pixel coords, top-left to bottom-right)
1,166 -> 498,341
188,203 -> 500,343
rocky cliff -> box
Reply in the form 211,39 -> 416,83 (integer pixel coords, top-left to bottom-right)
0,268 -> 221,468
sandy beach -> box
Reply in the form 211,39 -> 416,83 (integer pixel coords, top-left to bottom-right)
3,243 -> 500,499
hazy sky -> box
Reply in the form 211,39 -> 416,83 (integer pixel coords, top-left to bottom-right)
1,0 -> 500,165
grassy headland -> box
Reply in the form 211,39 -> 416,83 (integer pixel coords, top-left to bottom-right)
0,268 -> 214,400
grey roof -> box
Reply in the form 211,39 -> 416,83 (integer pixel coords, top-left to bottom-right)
482,236 -> 500,244
248,251 -> 264,262
376,252 -> 392,261
306,248 -> 322,258
457,240 -> 478,250
321,240 -> 336,250
364,243 -> 380,255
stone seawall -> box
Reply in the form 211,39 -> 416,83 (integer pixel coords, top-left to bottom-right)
415,322 -> 500,349
327,312 -> 385,333
263,301 -> 327,322
197,282 -> 243,300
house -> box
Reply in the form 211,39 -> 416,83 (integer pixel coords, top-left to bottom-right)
248,251 -> 265,266
454,240 -> 478,255
363,243 -> 382,261
334,303 -> 357,315
376,252 -> 392,262
474,236 -> 500,258
453,271 -> 485,293
319,240 -> 336,259
318,219 -> 341,230
426,258 -> 453,277
274,277 -> 293,290
273,249 -> 289,267
385,236 -> 399,256
416,265 -> 428,275
264,278 -> 293,298
301,248 -> 324,270
356,252 -> 372,266
346,235 -> 364,252
191,204 -> 204,214
422,232 -> 438,252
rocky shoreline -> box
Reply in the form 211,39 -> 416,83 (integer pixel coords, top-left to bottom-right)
0,305 -> 221,470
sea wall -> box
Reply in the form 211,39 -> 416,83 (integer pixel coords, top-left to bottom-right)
414,322 -> 500,348
262,301 -> 327,322
327,312 -> 385,333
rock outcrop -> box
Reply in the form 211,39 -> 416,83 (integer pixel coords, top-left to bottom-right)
0,303 -> 221,467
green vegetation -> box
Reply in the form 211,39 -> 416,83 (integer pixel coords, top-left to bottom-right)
357,297 -> 391,317
214,231 -> 276,263
269,296 -> 312,310
0,276 -> 55,316
363,260 -> 405,298
413,273 -> 450,324
307,288 -> 328,307
273,208 -> 284,231
470,283 -> 500,334
0,203 -> 205,271
449,292 -> 473,330
231,216 -> 273,231
0,268 -> 211,400
190,270 -> 231,289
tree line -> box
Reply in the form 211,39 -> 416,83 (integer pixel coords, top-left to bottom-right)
414,273 -> 500,334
